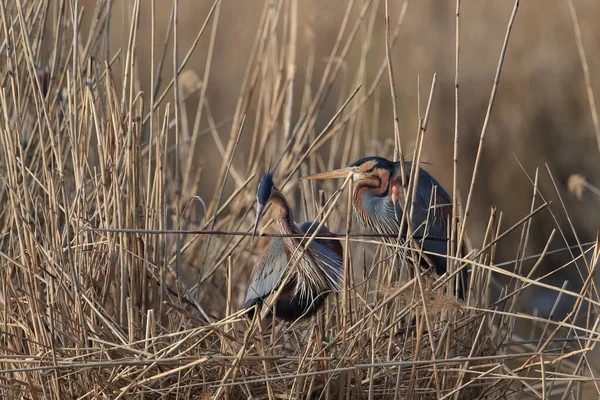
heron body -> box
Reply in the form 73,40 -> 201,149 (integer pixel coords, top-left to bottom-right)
305,156 -> 468,300
244,174 -> 344,321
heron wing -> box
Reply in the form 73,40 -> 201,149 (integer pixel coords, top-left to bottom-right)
410,168 -> 462,279
244,238 -> 290,308
388,163 -> 454,273
388,162 -> 468,297
244,222 -> 345,310
307,240 -> 344,291
298,222 -> 344,291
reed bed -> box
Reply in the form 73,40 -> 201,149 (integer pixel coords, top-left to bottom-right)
0,0 -> 599,398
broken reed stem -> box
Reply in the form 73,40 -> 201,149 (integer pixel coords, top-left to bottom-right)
450,0 -> 460,277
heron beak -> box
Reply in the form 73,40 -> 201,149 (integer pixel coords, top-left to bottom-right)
303,167 -> 354,180
251,203 -> 265,244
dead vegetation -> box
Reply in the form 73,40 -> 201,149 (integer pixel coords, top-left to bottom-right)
0,0 -> 599,398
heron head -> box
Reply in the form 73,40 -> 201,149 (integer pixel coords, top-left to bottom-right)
303,156 -> 394,183
252,172 -> 276,240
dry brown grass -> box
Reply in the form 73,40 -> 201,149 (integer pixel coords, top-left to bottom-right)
1,0 -> 599,398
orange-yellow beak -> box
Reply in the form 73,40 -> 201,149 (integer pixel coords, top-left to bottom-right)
303,167 -> 355,180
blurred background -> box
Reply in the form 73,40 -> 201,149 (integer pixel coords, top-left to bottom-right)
77,0 -> 599,318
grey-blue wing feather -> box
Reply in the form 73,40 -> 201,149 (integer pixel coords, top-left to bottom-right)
244,222 -> 344,309
306,239 -> 344,290
297,221 -> 343,291
404,164 -> 468,297
412,168 -> 452,276
244,238 -> 289,308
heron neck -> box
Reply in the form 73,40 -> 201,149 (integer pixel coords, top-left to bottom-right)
270,190 -> 301,235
